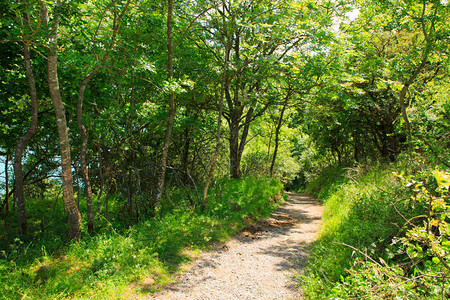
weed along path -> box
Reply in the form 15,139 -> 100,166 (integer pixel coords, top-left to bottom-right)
151,193 -> 324,300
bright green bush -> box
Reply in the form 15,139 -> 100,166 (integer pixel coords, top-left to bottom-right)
301,158 -> 450,299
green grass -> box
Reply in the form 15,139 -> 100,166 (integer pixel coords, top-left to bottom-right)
0,176 -> 284,299
300,161 -> 430,299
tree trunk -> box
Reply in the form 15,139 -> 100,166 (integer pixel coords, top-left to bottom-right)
75,165 -> 81,209
228,104 -> 255,179
156,0 -> 176,207
202,29 -> 233,208
181,109 -> 196,183
181,125 -> 191,183
398,85 -> 413,151
270,93 -> 289,177
229,108 -> 241,179
105,192 -> 110,219
41,2 -> 81,241
97,148 -> 103,214
397,43 -> 430,151
77,73 -> 98,234
336,147 -> 342,165
75,0 -> 130,233
238,108 -> 254,166
2,154 -> 10,214
353,133 -> 360,162
226,91 -> 265,179
14,22 -> 39,235
134,163 -> 141,221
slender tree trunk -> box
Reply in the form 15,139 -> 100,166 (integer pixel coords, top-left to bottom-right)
156,0 -> 176,207
202,31 -> 233,208
238,108 -> 254,167
228,28 -> 244,179
229,110 -> 241,179
75,166 -> 81,209
396,5 -> 438,152
76,0 -> 130,233
181,109 -> 197,183
14,21 -> 39,235
134,163 -> 141,221
353,133 -> 360,162
398,86 -> 413,151
105,193 -> 110,219
77,73 -> 98,234
181,125 -> 191,183
270,93 -> 289,177
75,0 -> 130,231
336,147 -> 342,165
41,2 -> 81,240
2,154 -> 10,214
97,148 -> 103,214
267,130 -> 272,158
397,43 -> 430,151
228,107 -> 253,179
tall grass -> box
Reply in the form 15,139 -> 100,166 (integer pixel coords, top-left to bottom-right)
300,158 -> 440,299
0,176 -> 284,299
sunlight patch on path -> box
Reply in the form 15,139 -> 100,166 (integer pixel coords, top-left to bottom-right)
151,193 -> 324,300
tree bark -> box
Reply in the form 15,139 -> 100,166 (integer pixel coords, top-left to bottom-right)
398,84 -> 415,152
270,92 -> 290,177
156,0 -> 176,207
202,23 -> 233,208
227,103 -> 259,179
228,106 -> 242,179
14,15 -> 39,235
97,147 -> 103,214
238,108 -> 254,168
2,154 -> 10,214
77,75 -> 96,233
41,2 -> 81,241
181,109 -> 197,183
181,124 -> 191,183
353,133 -> 360,162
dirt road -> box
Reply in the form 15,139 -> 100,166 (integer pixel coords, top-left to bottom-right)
152,193 -> 323,300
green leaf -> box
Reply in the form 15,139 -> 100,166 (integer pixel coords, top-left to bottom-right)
432,257 -> 440,264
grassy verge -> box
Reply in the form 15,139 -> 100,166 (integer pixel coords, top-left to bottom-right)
301,156 -> 449,299
0,176 -> 284,299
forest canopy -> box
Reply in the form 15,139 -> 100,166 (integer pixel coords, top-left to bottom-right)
1,0 -> 449,236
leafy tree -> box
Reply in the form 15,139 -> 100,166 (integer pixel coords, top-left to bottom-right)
348,0 -> 449,154
40,0 -> 82,240
190,0 -> 329,178
73,0 -> 131,232
14,6 -> 39,235
156,0 -> 176,207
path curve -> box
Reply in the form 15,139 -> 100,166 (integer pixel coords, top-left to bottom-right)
151,193 -> 323,300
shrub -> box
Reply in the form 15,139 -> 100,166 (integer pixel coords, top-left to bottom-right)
301,158 -> 449,299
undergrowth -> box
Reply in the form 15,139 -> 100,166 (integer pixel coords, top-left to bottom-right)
0,176 -> 284,299
301,154 -> 450,299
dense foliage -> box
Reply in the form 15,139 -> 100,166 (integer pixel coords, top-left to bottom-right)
301,155 -> 449,299
0,0 -> 449,298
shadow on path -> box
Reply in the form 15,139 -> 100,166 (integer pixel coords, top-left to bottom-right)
152,192 -> 324,299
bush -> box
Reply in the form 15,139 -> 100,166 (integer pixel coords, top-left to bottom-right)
301,157 -> 449,299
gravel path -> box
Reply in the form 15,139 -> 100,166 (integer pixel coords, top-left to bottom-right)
151,193 -> 323,300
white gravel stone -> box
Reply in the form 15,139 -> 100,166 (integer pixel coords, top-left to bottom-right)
151,193 -> 323,300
